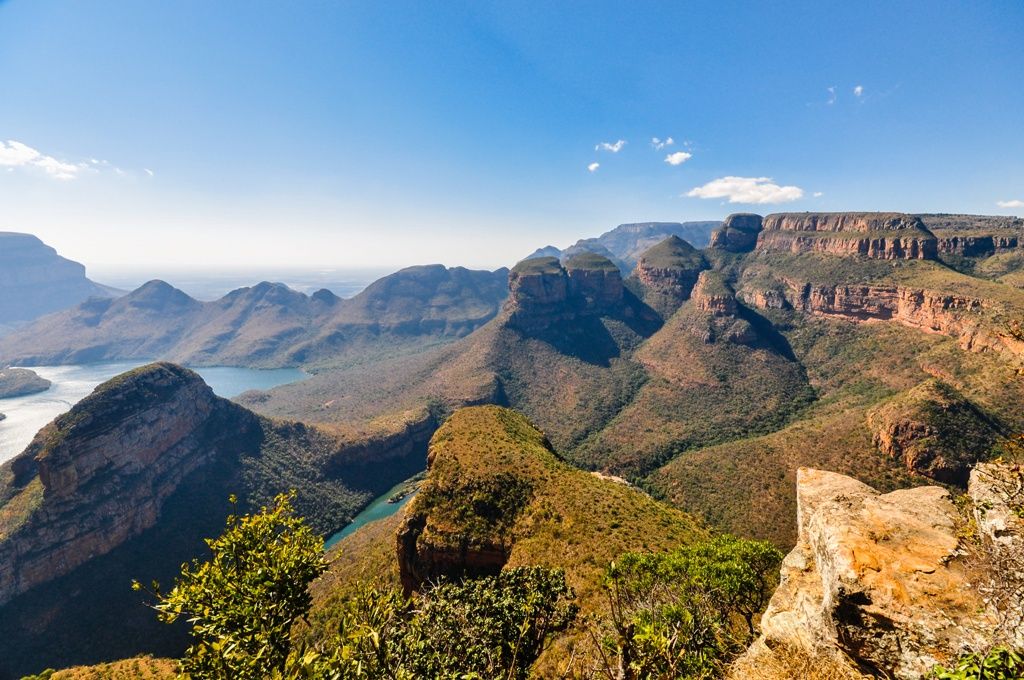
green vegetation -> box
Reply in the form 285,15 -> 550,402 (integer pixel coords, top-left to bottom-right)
139,494 -> 326,679
638,235 -> 706,270
933,647 -> 1024,680
294,568 -> 577,679
593,535 -> 783,679
511,255 -> 563,275
565,251 -> 620,271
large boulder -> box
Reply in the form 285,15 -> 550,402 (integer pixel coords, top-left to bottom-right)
743,467 -> 1018,679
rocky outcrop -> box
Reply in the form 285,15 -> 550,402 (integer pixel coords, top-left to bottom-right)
0,367 -> 50,398
0,363 -> 261,606
867,380 -> 1002,485
753,279 -> 1024,365
692,271 -> 738,317
744,468 -> 1018,679
0,232 -> 118,325
919,214 -> 1024,256
634,236 -> 707,316
756,212 -> 938,260
709,213 -> 763,252
551,220 -> 720,271
507,254 -> 624,331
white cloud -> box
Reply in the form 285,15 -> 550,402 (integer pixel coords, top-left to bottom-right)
686,176 -> 805,204
144,168 -> 155,177
595,140 -> 626,153
826,86 -> 837,105
0,139 -> 87,180
664,151 -> 692,166
997,199 -> 1024,209
853,85 -> 864,98
587,162 -> 600,173
651,136 -> 674,150
813,191 -> 824,198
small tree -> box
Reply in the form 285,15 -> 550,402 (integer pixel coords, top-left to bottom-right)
593,534 -> 783,680
137,493 -> 326,680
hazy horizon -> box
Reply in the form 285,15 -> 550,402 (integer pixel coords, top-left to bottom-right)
2,1 -> 1022,271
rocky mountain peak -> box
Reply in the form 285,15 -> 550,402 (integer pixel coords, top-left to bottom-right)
634,236 -> 707,316
709,213 -> 764,252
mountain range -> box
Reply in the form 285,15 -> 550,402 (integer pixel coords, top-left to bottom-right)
1,210 -> 1023,677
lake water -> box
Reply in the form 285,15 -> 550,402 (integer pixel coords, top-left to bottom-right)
324,480 -> 418,551
0,362 -> 306,465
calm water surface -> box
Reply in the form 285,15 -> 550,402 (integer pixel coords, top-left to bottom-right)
324,480 -> 418,551
0,362 -> 305,464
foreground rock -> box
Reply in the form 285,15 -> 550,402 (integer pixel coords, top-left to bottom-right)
0,367 -> 50,398
743,466 -> 1023,679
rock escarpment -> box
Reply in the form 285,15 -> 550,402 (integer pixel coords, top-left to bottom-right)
756,212 -> 938,260
743,466 -> 1022,679
0,363 -> 261,606
743,277 -> 1024,366
507,253 -> 625,331
0,367 -> 50,398
0,232 -> 119,326
634,235 -> 707,316
709,213 -> 763,252
919,214 -> 1024,256
867,379 -> 1002,485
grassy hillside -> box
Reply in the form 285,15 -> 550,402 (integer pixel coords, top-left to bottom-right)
301,406 -> 704,673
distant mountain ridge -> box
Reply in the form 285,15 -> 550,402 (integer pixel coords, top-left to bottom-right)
0,264 -> 509,369
525,220 -> 720,271
0,232 -> 120,330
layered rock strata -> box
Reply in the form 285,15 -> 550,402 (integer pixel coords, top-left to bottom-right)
633,235 -> 707,316
709,213 -> 763,252
507,253 -> 624,331
756,212 -> 938,260
0,363 -> 260,606
744,467 -> 1021,679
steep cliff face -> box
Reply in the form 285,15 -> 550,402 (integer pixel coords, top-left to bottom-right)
756,212 -> 938,260
709,213 -> 763,252
867,380 -> 1002,485
0,363 -> 261,607
919,214 -> 1024,256
746,278 -> 1024,366
742,466 -> 1022,679
0,232 -> 118,325
506,254 -> 625,331
633,235 -> 707,316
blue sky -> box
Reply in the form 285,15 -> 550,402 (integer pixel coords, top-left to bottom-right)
1,1 -> 1022,271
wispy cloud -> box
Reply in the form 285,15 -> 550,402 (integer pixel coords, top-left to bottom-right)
826,86 -> 837,105
664,151 -> 692,166
853,85 -> 864,98
687,176 -> 804,204
0,139 -> 85,180
651,137 -> 674,150
595,140 -> 626,153
813,191 -> 824,198
587,162 -> 600,173
144,168 -> 155,177
997,199 -> 1024,209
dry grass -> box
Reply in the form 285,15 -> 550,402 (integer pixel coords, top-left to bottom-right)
728,641 -> 866,680
46,656 -> 176,679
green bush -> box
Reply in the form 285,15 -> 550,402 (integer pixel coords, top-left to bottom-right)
933,647 -> 1024,680
596,534 -> 783,679
139,493 -> 326,679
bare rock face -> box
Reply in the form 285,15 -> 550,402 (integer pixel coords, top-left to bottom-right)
867,379 -> 1002,485
759,279 -> 1024,367
634,236 -> 707,316
747,468 -> 1001,679
0,367 -> 51,398
506,254 -> 623,331
0,363 -> 260,606
756,212 -> 939,260
709,213 -> 764,252
692,271 -> 738,317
